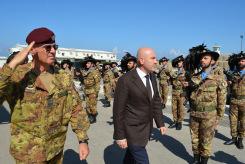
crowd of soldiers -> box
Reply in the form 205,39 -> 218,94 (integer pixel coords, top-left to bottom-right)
0,27 -> 244,164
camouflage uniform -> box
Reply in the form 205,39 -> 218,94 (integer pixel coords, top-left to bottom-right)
229,71 -> 245,139
83,67 -> 100,115
103,69 -> 115,102
158,65 -> 170,106
111,67 -> 120,91
170,68 -> 188,124
0,63 -> 90,163
189,69 -> 227,157
94,67 -> 101,96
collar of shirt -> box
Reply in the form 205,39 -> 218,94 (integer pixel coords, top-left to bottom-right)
136,67 -> 154,97
239,70 -> 245,77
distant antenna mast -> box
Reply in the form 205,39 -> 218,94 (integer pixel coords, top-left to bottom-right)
241,35 -> 244,52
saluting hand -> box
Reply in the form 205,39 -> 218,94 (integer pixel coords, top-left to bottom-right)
8,41 -> 35,69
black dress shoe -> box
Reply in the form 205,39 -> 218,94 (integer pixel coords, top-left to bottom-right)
224,137 -> 237,145
168,122 -> 176,128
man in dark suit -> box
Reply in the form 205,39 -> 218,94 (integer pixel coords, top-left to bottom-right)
113,47 -> 167,164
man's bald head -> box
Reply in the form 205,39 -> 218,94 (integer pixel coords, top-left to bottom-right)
137,48 -> 155,61
136,47 -> 157,73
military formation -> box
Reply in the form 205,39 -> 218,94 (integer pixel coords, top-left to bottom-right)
0,27 -> 244,164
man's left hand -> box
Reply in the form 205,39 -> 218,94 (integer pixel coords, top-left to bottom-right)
79,143 -> 90,160
160,127 -> 167,135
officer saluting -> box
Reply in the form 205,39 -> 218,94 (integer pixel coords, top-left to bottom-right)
0,27 -> 90,163
225,51 -> 245,149
185,48 -> 227,164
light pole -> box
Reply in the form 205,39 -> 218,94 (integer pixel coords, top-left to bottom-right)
241,35 -> 244,52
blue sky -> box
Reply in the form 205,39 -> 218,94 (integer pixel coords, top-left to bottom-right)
0,0 -> 244,59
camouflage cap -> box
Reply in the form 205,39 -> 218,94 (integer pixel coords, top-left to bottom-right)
26,27 -> 55,45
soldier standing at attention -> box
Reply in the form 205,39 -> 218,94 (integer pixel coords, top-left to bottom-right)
169,55 -> 188,130
158,57 -> 171,108
111,61 -> 120,91
82,56 -> 101,124
185,49 -> 227,164
0,27 -> 90,163
225,51 -> 245,149
93,61 -> 102,98
102,62 -> 115,107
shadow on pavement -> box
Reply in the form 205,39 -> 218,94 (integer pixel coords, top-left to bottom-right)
150,128 -> 192,163
211,151 -> 244,164
162,115 -> 173,126
215,131 -> 230,142
63,149 -> 88,164
0,105 -> 10,124
104,142 -> 126,164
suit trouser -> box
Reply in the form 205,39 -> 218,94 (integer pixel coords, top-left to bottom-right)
230,100 -> 245,138
123,145 -> 149,164
15,151 -> 63,164
190,116 -> 216,157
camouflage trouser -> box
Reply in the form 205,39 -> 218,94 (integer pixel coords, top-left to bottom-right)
85,93 -> 98,115
229,101 -> 245,138
172,93 -> 185,122
190,116 -> 216,157
15,151 -> 63,164
104,83 -> 112,102
159,83 -> 169,105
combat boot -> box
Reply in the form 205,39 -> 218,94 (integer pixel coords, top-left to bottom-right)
88,114 -> 95,124
224,137 -> 237,145
176,122 -> 182,130
192,154 -> 200,164
104,101 -> 111,107
200,156 -> 209,164
168,122 -> 176,128
236,138 -> 244,149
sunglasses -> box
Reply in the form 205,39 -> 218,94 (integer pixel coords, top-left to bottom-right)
41,44 -> 59,52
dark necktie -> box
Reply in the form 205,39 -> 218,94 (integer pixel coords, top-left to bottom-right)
145,75 -> 152,99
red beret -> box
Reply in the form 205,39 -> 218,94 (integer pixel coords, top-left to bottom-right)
26,27 -> 55,44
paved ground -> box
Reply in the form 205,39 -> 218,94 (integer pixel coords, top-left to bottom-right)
0,86 -> 244,164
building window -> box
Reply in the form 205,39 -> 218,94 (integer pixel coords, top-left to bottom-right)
62,53 -> 65,56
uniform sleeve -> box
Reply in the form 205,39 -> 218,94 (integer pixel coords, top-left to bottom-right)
0,64 -> 14,100
216,76 -> 227,120
69,84 -> 90,141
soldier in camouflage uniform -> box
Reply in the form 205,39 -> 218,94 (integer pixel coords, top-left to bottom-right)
102,62 -> 115,107
169,55 -> 189,130
187,49 -> 227,164
82,56 -> 101,124
158,57 -> 171,108
225,52 -> 245,149
93,61 -> 102,97
111,61 -> 120,91
0,27 -> 90,164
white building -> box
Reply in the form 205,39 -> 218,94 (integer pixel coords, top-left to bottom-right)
9,44 -> 117,62
0,56 -> 7,68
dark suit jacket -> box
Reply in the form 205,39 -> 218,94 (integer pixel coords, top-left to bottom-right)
113,69 -> 165,146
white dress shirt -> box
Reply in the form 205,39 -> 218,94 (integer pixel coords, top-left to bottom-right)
136,67 -> 154,97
